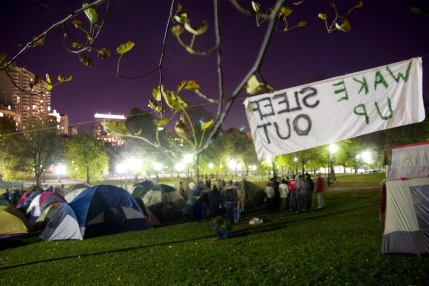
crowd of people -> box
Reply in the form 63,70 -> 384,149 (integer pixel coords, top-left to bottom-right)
179,179 -> 245,227
264,173 -> 325,214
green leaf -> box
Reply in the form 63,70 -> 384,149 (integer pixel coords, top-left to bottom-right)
72,42 -> 82,48
201,119 -> 213,131
45,73 -> 51,84
335,19 -> 351,32
57,75 -> 73,82
83,3 -> 98,24
116,41 -> 135,55
32,37 -> 44,46
298,21 -> 307,27
245,75 -> 273,95
177,80 -> 187,92
171,25 -> 184,36
279,7 -> 293,17
72,19 -> 83,29
102,121 -> 129,137
176,3 -> 183,14
251,1 -> 261,13
318,13 -> 327,20
97,48 -> 111,59
148,100 -> 162,112
78,53 -> 93,67
46,84 -> 53,91
174,13 -> 188,24
185,80 -> 200,91
152,86 -> 163,101
355,1 -> 363,8
184,20 -> 207,35
163,91 -> 188,112
154,117 -> 169,127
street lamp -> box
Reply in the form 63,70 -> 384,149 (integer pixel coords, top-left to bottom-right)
175,163 -> 185,177
184,154 -> 193,178
116,164 -> 126,188
229,160 -> 237,179
328,144 -> 338,186
56,164 -> 66,183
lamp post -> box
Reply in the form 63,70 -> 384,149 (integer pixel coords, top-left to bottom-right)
184,154 -> 193,178
294,157 -> 298,175
355,154 -> 361,174
328,144 -> 338,186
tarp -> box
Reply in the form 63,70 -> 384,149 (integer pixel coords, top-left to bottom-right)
381,177 -> 429,255
388,142 -> 429,179
69,185 -> 151,238
242,179 -> 266,209
245,58 -> 424,159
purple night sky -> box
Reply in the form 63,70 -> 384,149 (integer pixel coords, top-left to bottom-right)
1,0 -> 428,132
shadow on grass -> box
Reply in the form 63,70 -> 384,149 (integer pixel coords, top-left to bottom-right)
0,232 -> 42,252
0,233 -> 216,271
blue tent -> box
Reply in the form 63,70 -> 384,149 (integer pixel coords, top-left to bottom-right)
69,185 -> 151,238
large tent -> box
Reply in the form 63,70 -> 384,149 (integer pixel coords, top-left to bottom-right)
0,197 -> 29,238
381,142 -> 429,255
69,185 -> 151,238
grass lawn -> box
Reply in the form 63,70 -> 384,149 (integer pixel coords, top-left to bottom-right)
1,174 -> 428,285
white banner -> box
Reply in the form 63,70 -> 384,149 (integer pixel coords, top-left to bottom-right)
244,57 -> 424,160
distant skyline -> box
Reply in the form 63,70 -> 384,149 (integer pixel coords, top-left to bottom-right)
1,0 -> 428,132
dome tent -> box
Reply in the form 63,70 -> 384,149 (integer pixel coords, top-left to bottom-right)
69,185 -> 151,238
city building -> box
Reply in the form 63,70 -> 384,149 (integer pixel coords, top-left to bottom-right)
94,113 -> 126,146
0,65 -> 51,128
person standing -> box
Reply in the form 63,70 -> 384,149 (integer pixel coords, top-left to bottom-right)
265,178 -> 276,212
208,184 -> 221,218
278,179 -> 289,211
316,173 -> 325,208
221,181 -> 238,224
305,173 -> 315,210
288,175 -> 298,212
296,175 -> 308,213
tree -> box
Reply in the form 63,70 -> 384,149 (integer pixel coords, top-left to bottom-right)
0,114 -> 20,179
0,0 -> 363,181
66,132 -> 109,184
8,118 -> 65,186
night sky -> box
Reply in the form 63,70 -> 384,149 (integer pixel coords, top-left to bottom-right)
1,0 -> 428,131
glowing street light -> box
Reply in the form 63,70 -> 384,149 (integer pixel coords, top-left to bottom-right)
56,164 -> 66,183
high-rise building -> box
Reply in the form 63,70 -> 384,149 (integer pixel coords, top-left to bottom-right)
0,65 -> 51,128
94,113 -> 126,146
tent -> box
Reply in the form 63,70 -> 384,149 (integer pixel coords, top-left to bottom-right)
242,179 -> 266,209
381,142 -> 429,255
65,188 -> 88,203
26,192 -> 66,219
0,197 -> 29,238
132,180 -> 185,208
64,183 -> 91,194
131,180 -> 185,223
40,203 -> 83,241
69,185 -> 151,238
